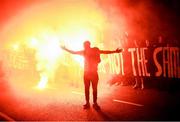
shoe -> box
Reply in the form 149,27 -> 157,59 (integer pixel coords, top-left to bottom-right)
141,85 -> 144,90
83,103 -> 90,109
93,103 -> 101,110
133,85 -> 138,89
141,78 -> 144,90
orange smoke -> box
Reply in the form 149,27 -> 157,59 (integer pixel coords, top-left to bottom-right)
0,0 -> 107,95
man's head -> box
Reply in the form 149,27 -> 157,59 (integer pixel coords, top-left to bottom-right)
83,40 -> 91,49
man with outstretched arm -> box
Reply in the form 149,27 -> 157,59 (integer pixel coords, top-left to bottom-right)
61,40 -> 122,110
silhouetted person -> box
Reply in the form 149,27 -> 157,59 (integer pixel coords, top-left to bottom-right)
132,40 -> 145,90
61,41 -> 122,110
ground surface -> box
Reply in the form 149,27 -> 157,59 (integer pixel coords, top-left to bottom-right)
0,79 -> 180,121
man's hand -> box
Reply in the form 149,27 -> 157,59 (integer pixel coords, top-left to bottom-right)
116,48 -> 123,53
60,45 -> 66,50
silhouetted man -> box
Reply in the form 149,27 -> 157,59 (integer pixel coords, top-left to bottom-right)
61,41 -> 122,110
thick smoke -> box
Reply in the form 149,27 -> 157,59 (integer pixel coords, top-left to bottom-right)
0,0 -> 179,103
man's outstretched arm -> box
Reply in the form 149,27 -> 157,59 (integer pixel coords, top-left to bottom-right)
60,46 -> 83,55
100,48 -> 123,54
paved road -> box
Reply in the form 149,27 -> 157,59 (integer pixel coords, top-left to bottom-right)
0,81 -> 180,121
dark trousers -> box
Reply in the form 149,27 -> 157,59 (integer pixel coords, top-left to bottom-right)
84,72 -> 99,103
